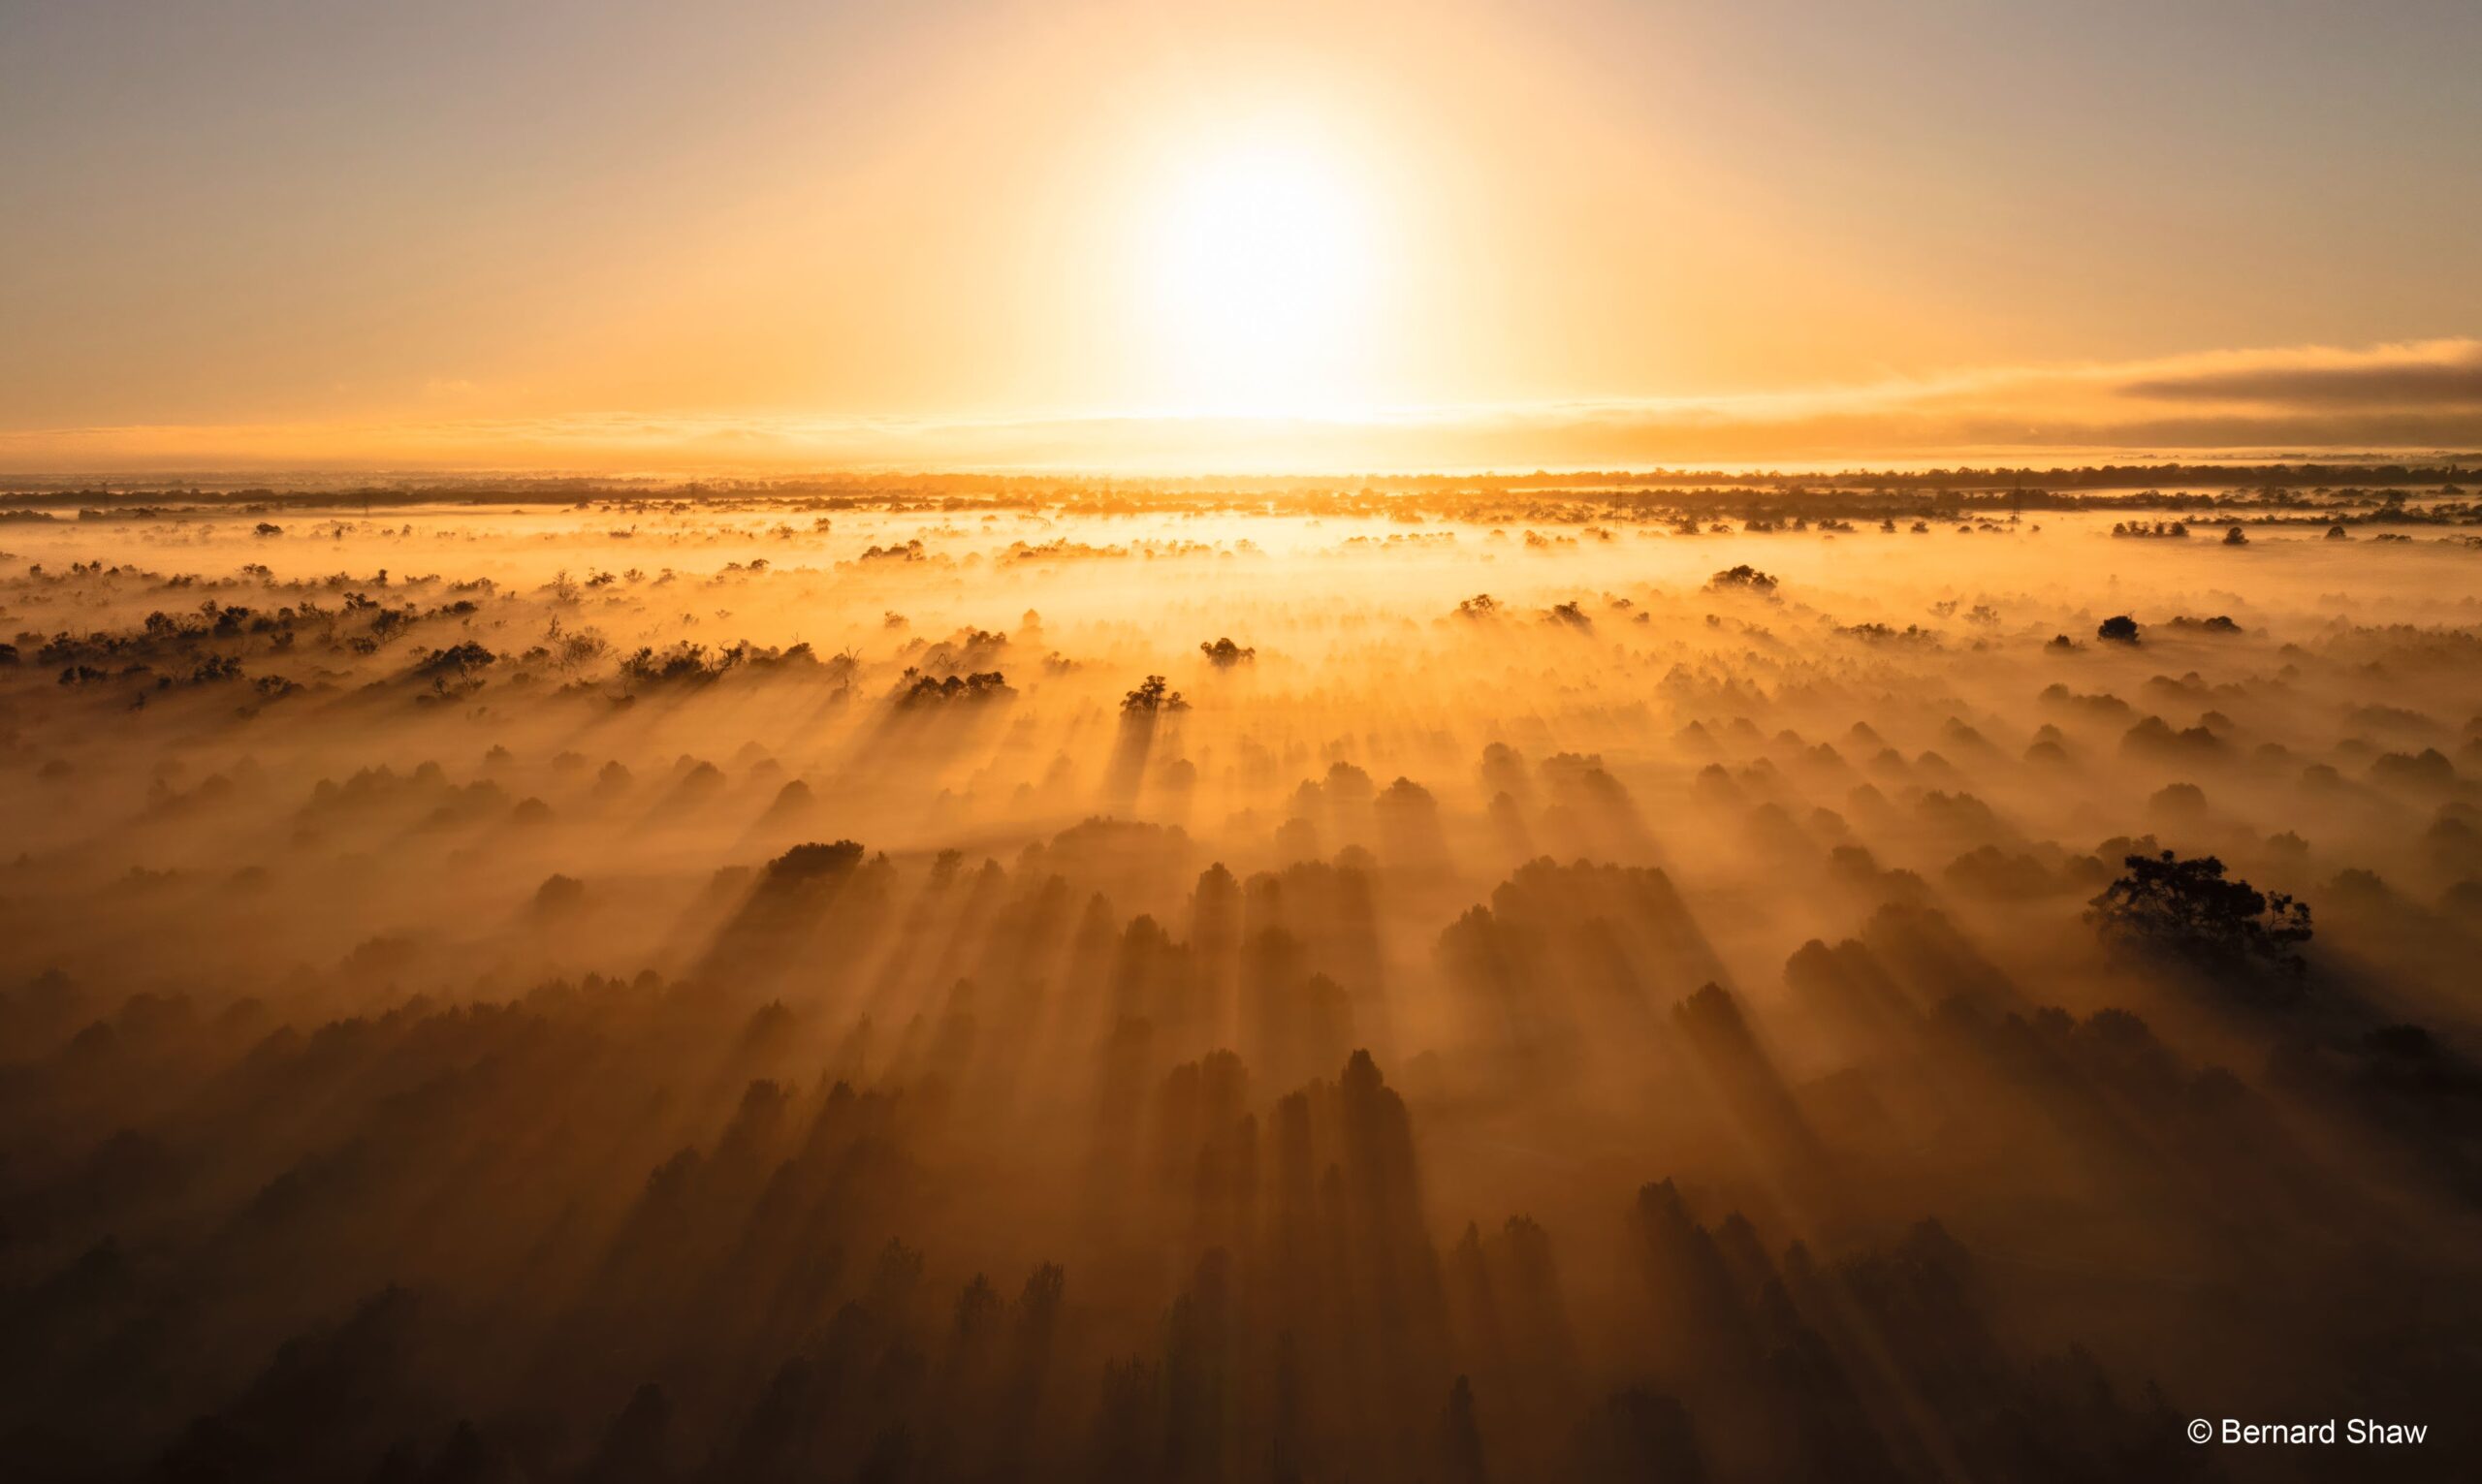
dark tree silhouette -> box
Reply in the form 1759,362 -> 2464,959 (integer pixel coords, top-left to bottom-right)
2096,615 -> 2140,644
1123,675 -> 1189,713
1705,565 -> 1778,593
898,669 -> 1011,706
415,641 -> 495,678
763,839 -> 868,886
2085,850 -> 2311,983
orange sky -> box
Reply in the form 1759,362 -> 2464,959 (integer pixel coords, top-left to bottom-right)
4,0 -> 2478,472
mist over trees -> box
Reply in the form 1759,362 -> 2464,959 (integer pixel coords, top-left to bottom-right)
0,473 -> 2478,1480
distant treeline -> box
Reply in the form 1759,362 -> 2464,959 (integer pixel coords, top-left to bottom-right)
0,460 -> 2476,517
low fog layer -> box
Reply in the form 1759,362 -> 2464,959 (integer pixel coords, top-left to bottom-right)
2,472 -> 2479,1482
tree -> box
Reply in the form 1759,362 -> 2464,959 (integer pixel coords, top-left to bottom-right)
1706,564 -> 1778,593
2096,615 -> 2141,644
764,839 -> 866,885
1122,675 -> 1188,714
416,641 -> 496,678
898,670 -> 1011,706
2085,850 -> 2310,983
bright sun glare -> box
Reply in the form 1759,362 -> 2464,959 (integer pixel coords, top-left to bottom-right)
1136,130 -> 1376,414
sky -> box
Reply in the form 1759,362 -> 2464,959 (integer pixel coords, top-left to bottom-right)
3,0 -> 2479,473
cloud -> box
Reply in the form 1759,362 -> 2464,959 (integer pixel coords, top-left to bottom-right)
2113,339 -> 2482,409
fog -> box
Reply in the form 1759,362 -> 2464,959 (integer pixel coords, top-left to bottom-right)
2,474 -> 2478,1482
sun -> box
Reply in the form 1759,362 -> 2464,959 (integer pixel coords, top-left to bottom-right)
1132,126 -> 1379,414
